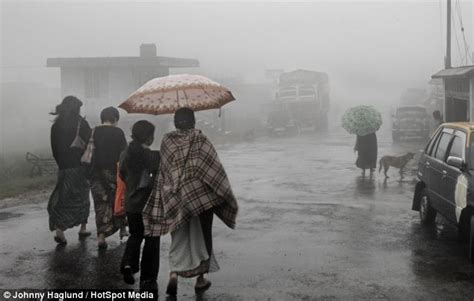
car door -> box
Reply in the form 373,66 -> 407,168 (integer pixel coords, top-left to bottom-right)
443,130 -> 467,223
429,128 -> 454,214
419,127 -> 442,186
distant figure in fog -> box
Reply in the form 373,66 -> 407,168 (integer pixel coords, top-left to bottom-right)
354,132 -> 378,176
48,96 -> 92,245
119,120 -> 161,294
142,107 -> 238,297
90,107 -> 128,249
432,110 -> 444,128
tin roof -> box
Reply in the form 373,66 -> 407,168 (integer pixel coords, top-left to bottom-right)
431,65 -> 474,79
443,122 -> 474,131
46,56 -> 199,68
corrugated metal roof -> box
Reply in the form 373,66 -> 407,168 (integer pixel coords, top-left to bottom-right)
46,56 -> 199,68
432,65 -> 474,79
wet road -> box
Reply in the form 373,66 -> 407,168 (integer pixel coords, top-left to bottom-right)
1,129 -> 474,300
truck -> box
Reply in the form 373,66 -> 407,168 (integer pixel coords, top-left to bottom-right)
391,105 -> 431,142
269,69 -> 330,134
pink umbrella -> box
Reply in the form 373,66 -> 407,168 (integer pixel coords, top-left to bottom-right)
119,74 -> 235,115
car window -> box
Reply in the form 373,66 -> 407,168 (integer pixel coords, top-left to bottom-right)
426,128 -> 442,155
434,133 -> 452,161
448,136 -> 464,159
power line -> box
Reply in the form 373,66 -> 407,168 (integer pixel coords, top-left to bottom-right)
451,6 -> 464,66
438,0 -> 444,56
455,0 -> 472,64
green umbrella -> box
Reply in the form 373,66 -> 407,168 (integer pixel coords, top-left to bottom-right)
342,105 -> 382,136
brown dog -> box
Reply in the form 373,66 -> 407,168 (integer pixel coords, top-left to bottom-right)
379,152 -> 415,178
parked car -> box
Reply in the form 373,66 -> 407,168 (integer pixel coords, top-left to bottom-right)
412,122 -> 474,262
392,105 -> 430,142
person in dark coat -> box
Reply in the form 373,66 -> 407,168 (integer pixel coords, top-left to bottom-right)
354,132 -> 378,176
119,120 -> 161,294
90,107 -> 128,249
48,96 -> 92,245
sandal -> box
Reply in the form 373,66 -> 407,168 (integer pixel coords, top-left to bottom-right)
98,241 -> 108,250
166,276 -> 178,296
78,231 -> 91,240
195,279 -> 211,293
54,236 -> 67,245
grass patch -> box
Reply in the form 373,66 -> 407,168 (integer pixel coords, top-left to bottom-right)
0,151 -> 57,200
0,175 -> 56,200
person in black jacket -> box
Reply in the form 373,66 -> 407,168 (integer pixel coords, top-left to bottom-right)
120,120 -> 160,293
90,107 -> 128,249
48,96 -> 92,245
354,132 -> 378,176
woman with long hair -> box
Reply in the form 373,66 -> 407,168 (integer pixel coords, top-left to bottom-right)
48,96 -> 92,244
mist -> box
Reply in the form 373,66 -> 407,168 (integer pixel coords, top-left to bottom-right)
1,0 -> 473,155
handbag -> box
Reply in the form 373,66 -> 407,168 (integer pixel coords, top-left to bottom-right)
70,119 -> 86,150
81,127 -> 96,165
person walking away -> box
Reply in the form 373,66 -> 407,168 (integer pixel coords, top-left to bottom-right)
354,132 -> 378,177
91,107 -> 128,249
432,110 -> 444,132
48,96 -> 92,244
142,107 -> 239,296
119,121 -> 161,295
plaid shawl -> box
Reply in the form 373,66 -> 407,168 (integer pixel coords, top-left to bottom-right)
143,129 -> 238,236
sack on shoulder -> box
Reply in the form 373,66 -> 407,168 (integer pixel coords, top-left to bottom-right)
70,119 -> 86,150
81,127 -> 95,165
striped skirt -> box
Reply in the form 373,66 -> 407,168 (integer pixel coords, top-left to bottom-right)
48,167 -> 90,231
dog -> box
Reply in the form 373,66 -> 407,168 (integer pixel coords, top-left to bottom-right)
379,152 -> 415,178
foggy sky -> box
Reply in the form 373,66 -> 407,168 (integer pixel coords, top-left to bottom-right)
0,0 -> 473,156
1,0 -> 472,86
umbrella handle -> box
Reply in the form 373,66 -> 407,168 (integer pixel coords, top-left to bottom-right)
218,108 -> 222,117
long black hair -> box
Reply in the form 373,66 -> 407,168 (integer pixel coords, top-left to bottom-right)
174,107 -> 195,130
50,96 -> 83,125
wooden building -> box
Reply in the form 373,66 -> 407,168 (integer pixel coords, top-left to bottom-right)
432,65 -> 474,122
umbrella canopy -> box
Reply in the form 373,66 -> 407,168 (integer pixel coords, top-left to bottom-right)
342,105 -> 382,136
119,74 -> 235,115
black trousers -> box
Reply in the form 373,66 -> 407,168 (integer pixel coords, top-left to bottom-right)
199,209 -> 214,258
120,212 -> 160,282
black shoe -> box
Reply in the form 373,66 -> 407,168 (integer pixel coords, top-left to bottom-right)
166,277 -> 177,296
140,280 -> 158,300
122,266 -> 135,285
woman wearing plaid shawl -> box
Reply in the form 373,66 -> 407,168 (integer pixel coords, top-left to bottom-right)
142,107 -> 238,296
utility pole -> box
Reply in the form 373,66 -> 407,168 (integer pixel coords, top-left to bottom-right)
445,0 -> 452,68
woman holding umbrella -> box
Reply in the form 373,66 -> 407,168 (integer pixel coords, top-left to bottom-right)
354,132 -> 378,176
120,74 -> 239,296
342,105 -> 382,176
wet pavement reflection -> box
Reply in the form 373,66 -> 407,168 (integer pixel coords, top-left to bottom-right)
1,129 -> 474,299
